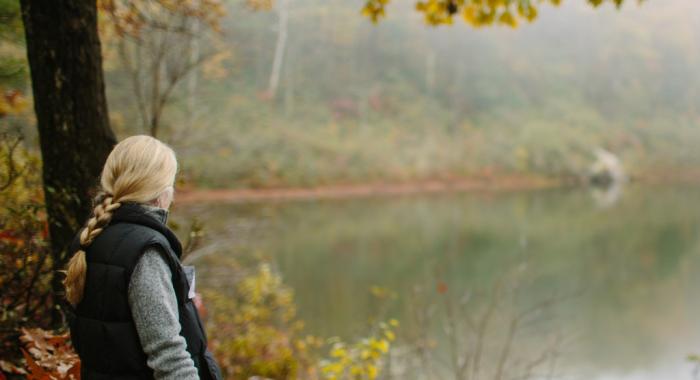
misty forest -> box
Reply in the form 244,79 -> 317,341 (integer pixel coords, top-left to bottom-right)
2,0 -> 700,379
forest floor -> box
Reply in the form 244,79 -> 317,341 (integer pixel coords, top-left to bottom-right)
174,174 -> 572,204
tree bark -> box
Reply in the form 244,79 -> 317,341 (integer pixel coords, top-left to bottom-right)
20,0 -> 116,326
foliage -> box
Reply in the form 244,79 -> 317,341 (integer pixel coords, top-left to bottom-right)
99,0 -> 225,37
203,261 -> 321,379
100,0 -> 697,189
199,258 -> 399,380
246,0 -> 275,11
0,0 -> 23,40
0,90 -> 27,118
0,129 -> 52,364
99,0 -> 226,137
319,320 -> 398,380
0,0 -> 49,360
0,0 -> 28,111
0,328 -> 80,380
363,0 -> 641,26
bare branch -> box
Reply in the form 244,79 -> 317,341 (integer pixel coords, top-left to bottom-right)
0,133 -> 26,191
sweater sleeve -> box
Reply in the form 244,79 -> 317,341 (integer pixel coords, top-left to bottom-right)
128,247 -> 199,380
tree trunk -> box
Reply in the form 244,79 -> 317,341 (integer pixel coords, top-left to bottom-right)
267,0 -> 289,99
20,0 -> 116,326
187,16 -> 200,130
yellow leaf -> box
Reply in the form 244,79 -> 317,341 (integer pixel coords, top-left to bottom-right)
498,10 -> 517,27
384,330 -> 395,341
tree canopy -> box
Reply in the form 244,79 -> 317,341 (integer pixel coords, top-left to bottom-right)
363,0 -> 641,26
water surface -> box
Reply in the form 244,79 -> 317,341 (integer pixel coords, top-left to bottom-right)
175,184 -> 700,379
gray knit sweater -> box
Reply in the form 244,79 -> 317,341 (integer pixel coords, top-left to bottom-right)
126,205 -> 199,380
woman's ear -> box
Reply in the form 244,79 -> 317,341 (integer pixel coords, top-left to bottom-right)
156,186 -> 174,209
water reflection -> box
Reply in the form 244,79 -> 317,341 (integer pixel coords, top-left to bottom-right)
175,184 -> 700,379
590,181 -> 624,209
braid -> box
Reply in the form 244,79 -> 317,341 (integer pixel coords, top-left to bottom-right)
79,195 -> 121,246
64,192 -> 122,306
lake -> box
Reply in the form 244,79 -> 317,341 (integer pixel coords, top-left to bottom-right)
175,184 -> 700,380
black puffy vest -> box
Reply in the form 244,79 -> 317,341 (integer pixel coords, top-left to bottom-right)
67,202 -> 222,380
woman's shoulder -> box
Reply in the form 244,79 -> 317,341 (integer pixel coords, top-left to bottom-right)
128,246 -> 177,308
134,246 -> 173,279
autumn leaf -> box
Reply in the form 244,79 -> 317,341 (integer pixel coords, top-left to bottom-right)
364,0 -> 636,26
21,348 -> 50,380
0,359 -> 27,375
16,328 -> 81,379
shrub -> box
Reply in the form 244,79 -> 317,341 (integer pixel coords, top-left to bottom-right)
201,260 -> 398,380
319,320 -> 398,380
0,130 -> 52,364
203,262 -> 321,379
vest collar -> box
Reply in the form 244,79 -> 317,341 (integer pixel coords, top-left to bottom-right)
142,203 -> 169,224
110,202 -> 183,258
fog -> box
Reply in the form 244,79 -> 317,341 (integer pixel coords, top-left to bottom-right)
103,0 -> 700,187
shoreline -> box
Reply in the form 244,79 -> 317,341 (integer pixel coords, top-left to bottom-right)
173,169 -> 700,204
173,175 -> 574,204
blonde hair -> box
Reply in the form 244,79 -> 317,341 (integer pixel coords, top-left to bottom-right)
63,135 -> 178,306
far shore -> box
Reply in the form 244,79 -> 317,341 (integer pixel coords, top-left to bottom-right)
172,169 -> 700,204
173,176 -> 564,204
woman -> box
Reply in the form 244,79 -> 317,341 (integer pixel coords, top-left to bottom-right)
63,135 -> 222,380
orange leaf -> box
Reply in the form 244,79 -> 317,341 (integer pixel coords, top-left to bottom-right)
67,361 -> 81,380
21,348 -> 50,380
